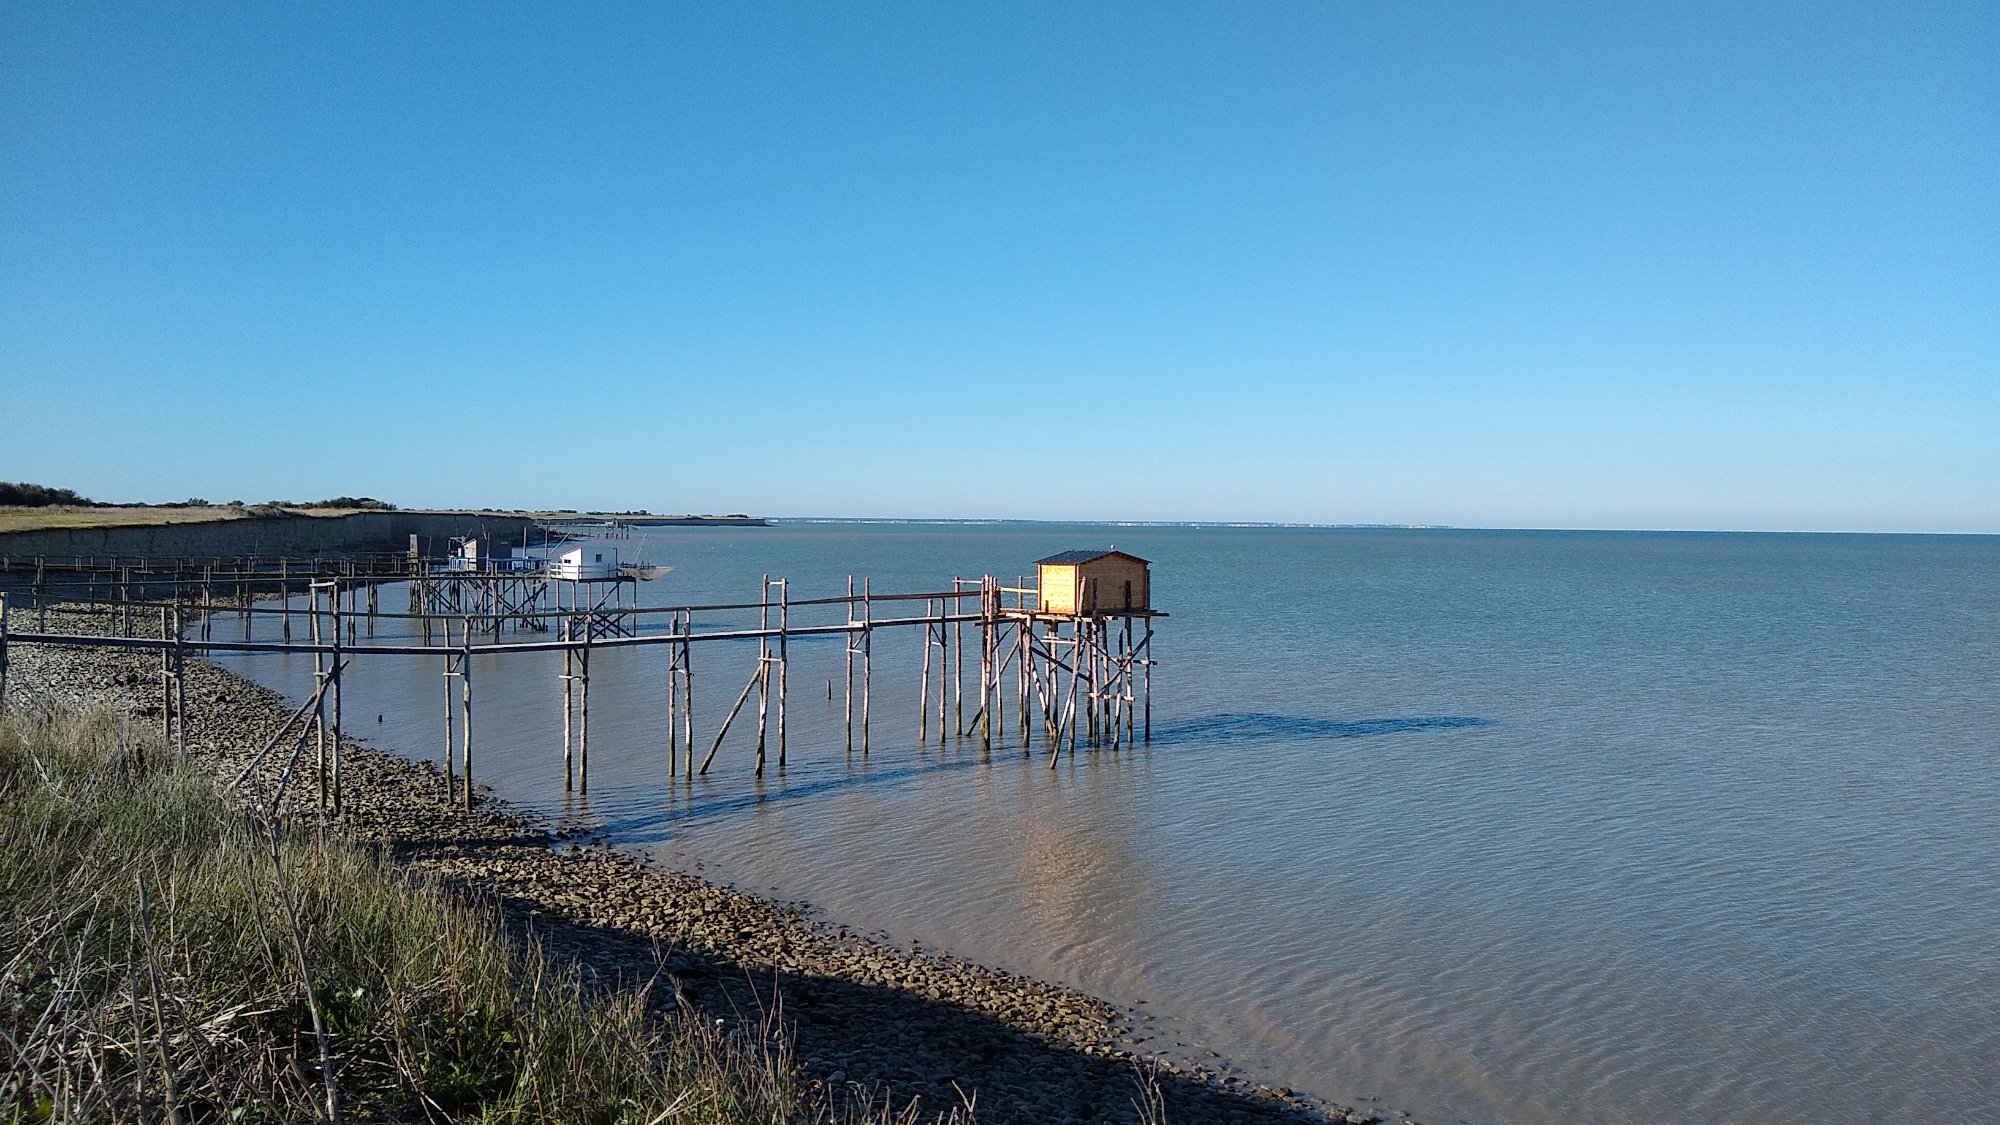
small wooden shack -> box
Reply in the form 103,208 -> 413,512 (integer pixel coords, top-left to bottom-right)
1035,549 -> 1150,615
549,543 -> 619,580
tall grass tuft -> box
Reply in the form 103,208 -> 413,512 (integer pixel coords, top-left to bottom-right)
0,706 -> 950,1124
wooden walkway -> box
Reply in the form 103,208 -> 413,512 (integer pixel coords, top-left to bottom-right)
0,556 -> 1161,817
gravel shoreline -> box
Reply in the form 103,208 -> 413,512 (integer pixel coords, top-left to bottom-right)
4,605 -> 1416,1125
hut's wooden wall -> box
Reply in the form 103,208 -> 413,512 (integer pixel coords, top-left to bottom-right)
1038,563 -> 1079,614
1080,555 -> 1148,612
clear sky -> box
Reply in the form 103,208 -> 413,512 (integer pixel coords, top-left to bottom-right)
2,2 -> 1993,531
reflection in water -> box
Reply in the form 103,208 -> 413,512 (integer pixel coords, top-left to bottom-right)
1012,814 -> 1156,960
208,524 -> 2000,1125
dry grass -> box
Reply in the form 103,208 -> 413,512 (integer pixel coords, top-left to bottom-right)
0,706 -> 964,1124
0,507 -> 266,533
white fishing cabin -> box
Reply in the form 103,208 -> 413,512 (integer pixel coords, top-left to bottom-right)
548,543 -> 620,580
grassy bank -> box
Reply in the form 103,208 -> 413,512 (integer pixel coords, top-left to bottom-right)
0,707 -> 930,1124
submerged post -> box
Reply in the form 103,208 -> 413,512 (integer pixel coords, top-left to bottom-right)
918,597 -> 931,742
862,577 -> 872,753
667,611 -> 679,776
755,575 -> 769,768
844,575 -> 855,753
460,617 -> 474,809
682,619 -> 695,777
777,577 -> 788,769
561,625 -> 574,790
579,629 -> 591,793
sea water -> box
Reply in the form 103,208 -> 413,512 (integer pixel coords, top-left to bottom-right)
214,525 -> 2000,1124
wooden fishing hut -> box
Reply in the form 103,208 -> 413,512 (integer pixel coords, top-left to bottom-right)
1034,550 -> 1150,615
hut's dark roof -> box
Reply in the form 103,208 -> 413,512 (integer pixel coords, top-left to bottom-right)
1034,549 -> 1150,566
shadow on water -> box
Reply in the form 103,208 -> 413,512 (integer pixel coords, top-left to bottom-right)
587,753 -> 1001,844
577,715 -> 1495,846
1150,712 -> 1496,744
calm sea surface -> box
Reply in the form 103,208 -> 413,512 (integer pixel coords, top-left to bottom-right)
216,525 -> 2000,1124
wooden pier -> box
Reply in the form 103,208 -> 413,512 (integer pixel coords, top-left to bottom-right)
0,548 -> 1163,817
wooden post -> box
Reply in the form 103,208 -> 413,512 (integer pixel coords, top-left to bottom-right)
331,582 -> 343,816
311,586 -> 327,810
755,575 -> 769,764
702,663 -> 764,776
460,619 -> 474,809
777,578 -> 788,769
862,577 -> 872,753
281,560 -> 291,641
978,580 -> 992,750
578,629 -> 591,793
443,634 -> 456,802
918,598 -> 931,742
1142,622 -> 1153,743
954,582 -> 965,736
0,592 -> 10,715
667,611 -> 679,775
159,606 -> 173,742
561,625 -> 574,790
172,606 -> 185,758
1019,620 -> 1033,750
682,620 -> 695,777
844,576 -> 855,753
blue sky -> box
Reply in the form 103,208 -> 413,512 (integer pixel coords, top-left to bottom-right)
3,2 -> 1993,530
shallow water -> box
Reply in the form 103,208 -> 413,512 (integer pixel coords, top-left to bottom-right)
214,525 -> 2000,1124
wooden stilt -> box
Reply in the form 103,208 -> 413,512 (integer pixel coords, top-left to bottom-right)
682,620 -> 695,777
978,580 -> 992,750
777,578 -> 788,769
861,578 -> 873,754
460,619 -> 474,809
667,611 -> 679,776
159,606 -> 172,742
443,636 -> 456,802
917,597 -> 931,742
311,587 -> 327,809
0,592 -> 10,715
1142,622 -> 1153,743
330,584 -> 344,815
756,575 -> 769,763
562,634 -> 574,790
579,632 -> 591,793
954,583 -> 965,736
702,664 -> 764,775
844,576 -> 855,753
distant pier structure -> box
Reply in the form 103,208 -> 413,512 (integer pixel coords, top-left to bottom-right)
408,534 -> 638,641
0,544 -> 1165,814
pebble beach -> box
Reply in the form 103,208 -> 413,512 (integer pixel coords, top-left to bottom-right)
4,605 -> 1401,1125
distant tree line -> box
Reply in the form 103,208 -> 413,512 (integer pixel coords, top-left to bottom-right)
253,497 -> 397,511
0,481 -> 100,507
0,483 -> 396,511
